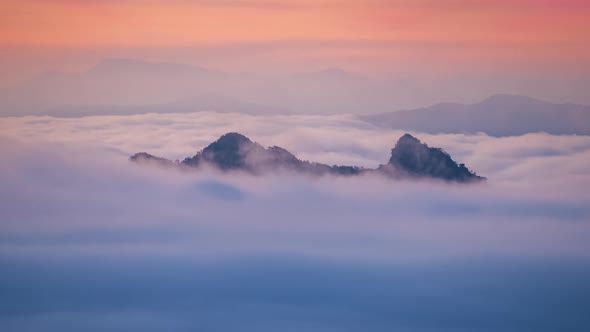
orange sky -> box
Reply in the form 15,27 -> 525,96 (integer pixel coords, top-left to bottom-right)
0,0 -> 589,83
2,0 -> 589,45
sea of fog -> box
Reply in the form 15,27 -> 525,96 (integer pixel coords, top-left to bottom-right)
1,112 -> 589,331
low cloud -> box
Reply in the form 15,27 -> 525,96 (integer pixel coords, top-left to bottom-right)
1,113 -> 589,331
2,112 -> 590,184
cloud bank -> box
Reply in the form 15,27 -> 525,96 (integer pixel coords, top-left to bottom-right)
1,112 -> 589,331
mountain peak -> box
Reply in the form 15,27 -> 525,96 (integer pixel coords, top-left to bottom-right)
180,132 -> 359,175
182,132 -> 263,171
210,132 -> 252,147
479,94 -> 543,106
295,67 -> 365,81
397,133 -> 420,145
362,93 -> 590,137
88,58 -> 211,76
95,58 -> 145,67
134,133 -> 485,182
387,134 -> 484,182
89,58 -> 148,73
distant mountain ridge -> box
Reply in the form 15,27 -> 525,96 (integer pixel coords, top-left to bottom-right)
131,133 -> 485,183
2,58 -> 588,138
0,58 -> 396,116
361,94 -> 590,137
88,58 -> 216,77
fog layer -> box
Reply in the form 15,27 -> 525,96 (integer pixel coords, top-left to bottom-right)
1,113 -> 589,331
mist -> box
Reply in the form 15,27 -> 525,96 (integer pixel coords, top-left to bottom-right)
2,58 -> 590,119
2,0 -> 589,330
1,113 -> 590,331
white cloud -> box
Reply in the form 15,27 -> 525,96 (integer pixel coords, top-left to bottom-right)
2,112 -> 590,186
1,112 -> 589,258
1,113 -> 589,331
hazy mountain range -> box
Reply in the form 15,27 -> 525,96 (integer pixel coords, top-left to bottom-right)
1,58 -> 588,137
361,94 -> 590,137
0,58 -> 393,116
131,132 -> 485,183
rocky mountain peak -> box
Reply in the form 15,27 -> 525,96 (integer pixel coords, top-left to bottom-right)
387,133 -> 484,182
134,132 -> 485,182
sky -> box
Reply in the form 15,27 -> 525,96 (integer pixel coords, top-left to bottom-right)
1,2 -> 590,330
1,0 -> 589,97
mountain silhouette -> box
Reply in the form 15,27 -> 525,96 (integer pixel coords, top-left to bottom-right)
0,58 -> 400,116
131,133 -> 484,182
361,94 -> 590,137
377,134 -> 484,181
180,133 -> 362,176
